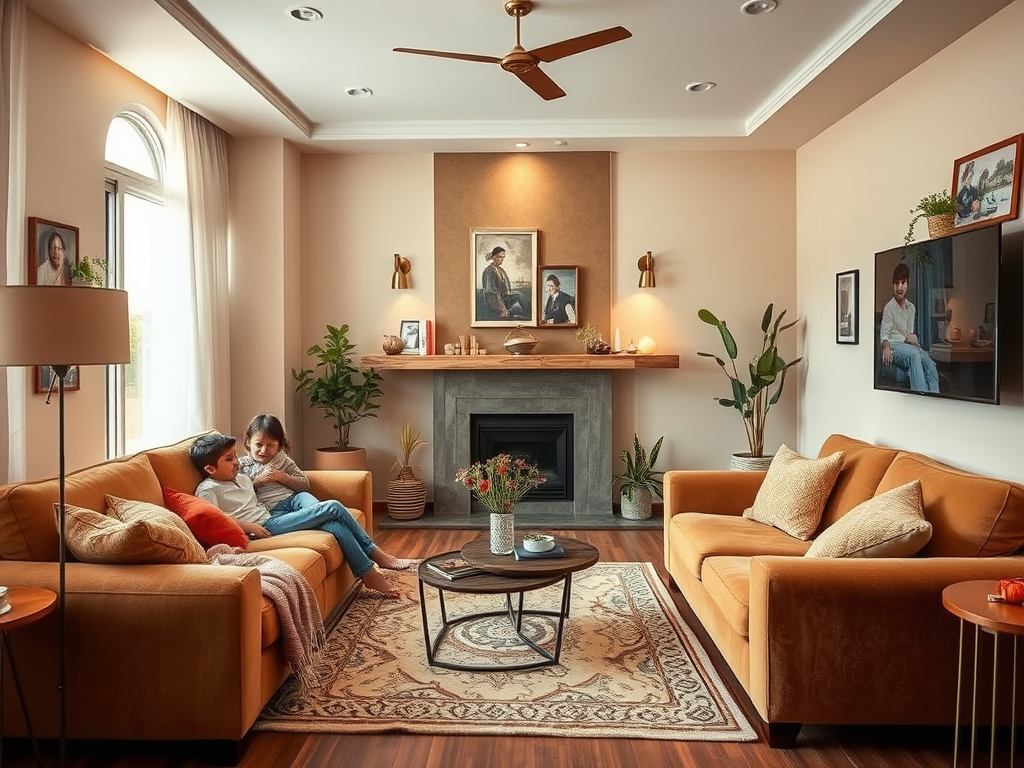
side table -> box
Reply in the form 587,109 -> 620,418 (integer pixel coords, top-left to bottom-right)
942,580 -> 1024,768
0,587 -> 57,768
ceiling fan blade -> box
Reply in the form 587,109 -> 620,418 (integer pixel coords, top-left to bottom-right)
529,26 -> 632,63
393,48 -> 501,65
515,67 -> 566,101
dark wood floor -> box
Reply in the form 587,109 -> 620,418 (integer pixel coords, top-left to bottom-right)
3,524 -> 1000,767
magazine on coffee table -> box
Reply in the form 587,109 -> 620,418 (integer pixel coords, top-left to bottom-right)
426,557 -> 486,580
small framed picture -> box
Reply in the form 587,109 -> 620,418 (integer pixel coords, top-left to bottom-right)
35,365 -> 80,394
398,319 -> 421,354
951,134 -> 1023,232
836,269 -> 859,345
538,266 -> 578,327
28,217 -> 79,285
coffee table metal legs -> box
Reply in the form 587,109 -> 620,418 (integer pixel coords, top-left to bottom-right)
419,575 -> 573,671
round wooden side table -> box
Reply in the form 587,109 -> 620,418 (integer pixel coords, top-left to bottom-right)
0,587 -> 57,768
942,580 -> 1024,768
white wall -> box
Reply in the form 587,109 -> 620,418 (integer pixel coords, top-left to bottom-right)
797,0 -> 1024,480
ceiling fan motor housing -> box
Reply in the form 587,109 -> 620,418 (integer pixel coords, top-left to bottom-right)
501,49 -> 538,74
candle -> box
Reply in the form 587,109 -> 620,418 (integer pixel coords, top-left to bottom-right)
637,336 -> 657,355
614,328 -> 621,352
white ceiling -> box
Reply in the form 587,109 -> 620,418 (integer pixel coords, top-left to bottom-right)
25,0 -> 1012,153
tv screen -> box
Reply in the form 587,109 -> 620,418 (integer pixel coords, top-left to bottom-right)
873,223 -> 1000,404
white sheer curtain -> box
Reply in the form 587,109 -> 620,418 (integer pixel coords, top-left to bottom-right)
1,0 -> 27,483
135,100 -> 230,446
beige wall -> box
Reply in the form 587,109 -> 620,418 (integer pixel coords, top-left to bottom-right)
19,13 -> 165,479
797,0 -> 1024,480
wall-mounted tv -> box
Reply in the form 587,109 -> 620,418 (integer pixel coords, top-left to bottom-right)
873,223 -> 1000,405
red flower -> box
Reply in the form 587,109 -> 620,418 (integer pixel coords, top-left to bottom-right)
478,479 -> 490,494
496,464 -> 508,476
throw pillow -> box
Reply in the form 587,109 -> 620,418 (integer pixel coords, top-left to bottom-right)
63,503 -> 208,565
105,495 -> 208,563
742,444 -> 845,540
805,480 -> 932,558
162,487 -> 248,549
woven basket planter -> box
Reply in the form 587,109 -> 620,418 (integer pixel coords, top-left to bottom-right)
620,488 -> 653,520
927,213 -> 956,239
729,453 -> 774,472
386,478 -> 426,520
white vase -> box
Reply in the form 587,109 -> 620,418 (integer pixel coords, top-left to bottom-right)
620,488 -> 652,520
489,513 -> 515,555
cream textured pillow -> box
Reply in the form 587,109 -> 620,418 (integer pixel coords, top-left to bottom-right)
63,503 -> 208,564
805,480 -> 931,558
742,444 -> 845,540
105,495 -> 207,562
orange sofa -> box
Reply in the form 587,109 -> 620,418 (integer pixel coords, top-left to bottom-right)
0,433 -> 372,753
663,434 -> 1024,745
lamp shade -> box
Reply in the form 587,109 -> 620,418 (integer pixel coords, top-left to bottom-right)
0,286 -> 131,366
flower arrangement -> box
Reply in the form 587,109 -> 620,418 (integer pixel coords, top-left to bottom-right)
454,453 -> 547,514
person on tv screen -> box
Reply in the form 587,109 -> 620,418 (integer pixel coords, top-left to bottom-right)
879,262 -> 939,393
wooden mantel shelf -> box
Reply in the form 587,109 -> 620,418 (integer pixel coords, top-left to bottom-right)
361,353 -> 679,371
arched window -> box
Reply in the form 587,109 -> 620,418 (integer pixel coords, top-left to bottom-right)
105,109 -> 165,456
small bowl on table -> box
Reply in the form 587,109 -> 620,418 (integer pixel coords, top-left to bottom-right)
522,533 -> 555,553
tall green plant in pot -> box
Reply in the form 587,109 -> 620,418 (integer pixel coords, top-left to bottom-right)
612,434 -> 664,520
697,304 -> 801,468
293,324 -> 383,469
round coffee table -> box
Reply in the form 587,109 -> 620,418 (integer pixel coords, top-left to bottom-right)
417,535 -> 599,671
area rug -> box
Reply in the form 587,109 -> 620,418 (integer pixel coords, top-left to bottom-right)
253,562 -> 757,742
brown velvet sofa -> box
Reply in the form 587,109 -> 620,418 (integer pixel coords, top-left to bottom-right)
663,433 -> 1024,745
0,433 -> 372,753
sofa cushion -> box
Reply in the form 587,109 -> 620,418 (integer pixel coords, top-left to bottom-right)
877,452 -> 1024,557
162,488 -> 249,549
64,503 -> 208,565
253,546 -> 328,648
701,556 -> 752,638
248,527 -> 346,575
105,495 -> 208,563
806,481 -> 932,558
144,432 -> 213,496
816,434 -> 900,531
673,512 -> 811,580
742,445 -> 845,540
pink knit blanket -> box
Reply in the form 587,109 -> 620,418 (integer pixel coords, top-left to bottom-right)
206,544 -> 330,692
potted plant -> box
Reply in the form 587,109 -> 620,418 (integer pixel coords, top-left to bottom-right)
386,421 -> 428,520
905,190 -> 957,247
293,324 -> 384,469
70,257 -> 108,286
697,304 -> 801,470
612,434 -> 664,520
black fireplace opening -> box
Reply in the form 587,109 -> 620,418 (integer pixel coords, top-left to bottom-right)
470,413 -> 573,501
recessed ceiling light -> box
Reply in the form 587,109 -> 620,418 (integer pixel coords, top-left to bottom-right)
553,140 -> 568,147
344,87 -> 373,98
741,0 -> 777,15
289,6 -> 324,22
686,81 -> 716,92
514,142 -> 530,148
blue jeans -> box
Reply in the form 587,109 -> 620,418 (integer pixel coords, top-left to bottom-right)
265,492 -> 376,578
888,342 -> 939,393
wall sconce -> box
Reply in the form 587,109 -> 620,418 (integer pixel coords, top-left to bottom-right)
391,254 -> 411,289
637,251 -> 656,288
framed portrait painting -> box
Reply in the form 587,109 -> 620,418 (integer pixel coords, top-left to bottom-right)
951,134 -> 1023,232
538,265 -> 579,327
836,269 -> 859,344
470,228 -> 538,328
35,365 -> 80,395
28,217 -> 79,286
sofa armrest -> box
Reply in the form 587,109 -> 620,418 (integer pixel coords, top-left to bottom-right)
0,559 -> 266,740
746,555 -> 1022,725
662,470 -> 765,564
306,469 -> 373,531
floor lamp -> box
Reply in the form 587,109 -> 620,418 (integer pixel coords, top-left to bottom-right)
0,285 -> 130,767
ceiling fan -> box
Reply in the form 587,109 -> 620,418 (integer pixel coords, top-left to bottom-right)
393,0 -> 631,101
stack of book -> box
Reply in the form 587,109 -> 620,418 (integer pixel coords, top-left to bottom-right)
513,543 -> 566,560
426,557 -> 485,580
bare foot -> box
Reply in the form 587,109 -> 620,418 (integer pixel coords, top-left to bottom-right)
360,567 -> 400,599
372,551 -> 415,571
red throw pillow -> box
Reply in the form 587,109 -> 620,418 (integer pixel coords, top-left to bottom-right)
162,488 -> 248,550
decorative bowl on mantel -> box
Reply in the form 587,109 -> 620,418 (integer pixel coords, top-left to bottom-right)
503,326 -> 539,355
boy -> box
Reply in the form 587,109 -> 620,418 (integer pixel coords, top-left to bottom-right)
879,262 -> 939,393
189,433 -> 402,597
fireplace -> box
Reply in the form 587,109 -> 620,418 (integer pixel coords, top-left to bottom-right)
470,413 -> 574,501
433,369 -> 612,522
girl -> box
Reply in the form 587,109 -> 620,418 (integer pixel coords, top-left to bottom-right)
240,413 -> 411,597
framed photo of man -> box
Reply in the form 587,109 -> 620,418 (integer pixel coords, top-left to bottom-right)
35,365 -> 80,395
539,266 -> 579,327
28,217 -> 79,286
470,228 -> 538,328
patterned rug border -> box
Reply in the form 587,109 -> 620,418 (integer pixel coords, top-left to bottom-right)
254,562 -> 757,742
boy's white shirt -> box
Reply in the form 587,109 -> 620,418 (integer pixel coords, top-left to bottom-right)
195,473 -> 270,524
